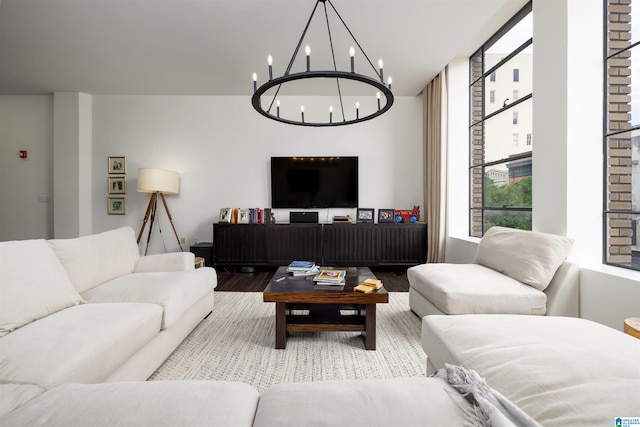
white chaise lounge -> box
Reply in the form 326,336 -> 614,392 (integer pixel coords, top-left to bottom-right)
408,226 -> 579,317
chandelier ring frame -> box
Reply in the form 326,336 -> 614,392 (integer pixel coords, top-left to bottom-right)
251,70 -> 393,127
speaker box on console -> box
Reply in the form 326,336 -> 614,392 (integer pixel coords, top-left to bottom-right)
290,211 -> 319,223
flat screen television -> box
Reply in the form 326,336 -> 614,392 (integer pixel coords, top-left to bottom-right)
271,156 -> 358,208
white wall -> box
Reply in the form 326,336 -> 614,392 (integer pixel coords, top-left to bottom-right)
90,95 -> 423,254
53,93 -> 93,238
0,95 -> 54,240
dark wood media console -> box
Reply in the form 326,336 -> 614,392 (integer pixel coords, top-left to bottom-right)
212,223 -> 427,267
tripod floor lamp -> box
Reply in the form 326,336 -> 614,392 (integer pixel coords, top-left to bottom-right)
136,168 -> 183,255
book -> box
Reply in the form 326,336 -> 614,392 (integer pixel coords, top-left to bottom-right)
313,269 -> 346,283
314,282 -> 345,290
288,261 -> 316,270
291,268 -> 319,277
354,278 -> 383,293
313,278 -> 345,285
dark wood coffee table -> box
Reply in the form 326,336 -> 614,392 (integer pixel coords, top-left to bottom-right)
263,266 -> 389,350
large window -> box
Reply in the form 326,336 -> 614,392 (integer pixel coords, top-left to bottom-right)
469,2 -> 533,237
605,0 -> 640,271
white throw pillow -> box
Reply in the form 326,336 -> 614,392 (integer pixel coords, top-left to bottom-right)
0,240 -> 85,337
473,226 -> 574,291
48,227 -> 140,293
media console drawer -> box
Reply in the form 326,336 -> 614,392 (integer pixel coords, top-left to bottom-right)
212,223 -> 426,267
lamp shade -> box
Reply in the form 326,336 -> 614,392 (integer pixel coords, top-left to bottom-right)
137,168 -> 180,194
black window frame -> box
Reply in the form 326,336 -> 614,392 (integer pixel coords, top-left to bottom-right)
468,2 -> 533,237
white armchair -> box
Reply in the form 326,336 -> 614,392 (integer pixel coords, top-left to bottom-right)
408,227 -> 579,318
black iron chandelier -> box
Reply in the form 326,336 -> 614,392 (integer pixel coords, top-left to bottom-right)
251,0 -> 394,127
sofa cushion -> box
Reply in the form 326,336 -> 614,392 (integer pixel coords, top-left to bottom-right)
134,252 -> 195,273
421,315 -> 640,426
253,377 -> 477,427
0,381 -> 259,427
0,383 -> 45,417
473,226 -> 574,291
48,227 -> 140,293
407,263 -> 547,315
0,303 -> 162,389
81,268 -> 216,329
0,239 -> 85,337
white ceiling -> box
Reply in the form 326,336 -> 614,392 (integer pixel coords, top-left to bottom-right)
0,0 -> 527,96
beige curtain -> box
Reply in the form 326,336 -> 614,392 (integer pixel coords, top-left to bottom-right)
422,69 -> 448,263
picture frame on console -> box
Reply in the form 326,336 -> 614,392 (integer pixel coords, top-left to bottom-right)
238,208 -> 249,224
219,208 -> 231,223
357,208 -> 374,223
378,209 -> 395,223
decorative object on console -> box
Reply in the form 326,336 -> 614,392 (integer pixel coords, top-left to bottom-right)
218,208 -> 231,223
231,208 -> 240,224
251,0 -> 393,127
357,208 -> 374,223
332,215 -> 352,224
395,206 -> 420,223
238,208 -> 249,224
136,168 -> 183,254
378,209 -> 395,223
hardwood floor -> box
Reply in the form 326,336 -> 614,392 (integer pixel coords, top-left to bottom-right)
215,267 -> 410,292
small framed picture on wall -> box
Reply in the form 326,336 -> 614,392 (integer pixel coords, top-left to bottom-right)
378,209 -> 395,223
357,208 -> 374,223
108,156 -> 127,174
108,197 -> 126,215
108,177 -> 126,194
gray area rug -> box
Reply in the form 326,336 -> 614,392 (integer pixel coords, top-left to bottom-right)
150,292 -> 426,391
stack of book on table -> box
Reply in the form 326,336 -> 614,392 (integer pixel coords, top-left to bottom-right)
313,269 -> 347,289
286,261 -> 319,276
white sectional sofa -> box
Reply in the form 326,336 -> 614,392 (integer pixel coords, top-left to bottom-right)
422,314 -> 640,426
0,226 -> 217,393
0,376 -> 486,427
3,226 -> 636,425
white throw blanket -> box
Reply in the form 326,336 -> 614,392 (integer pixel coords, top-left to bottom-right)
434,364 -> 542,427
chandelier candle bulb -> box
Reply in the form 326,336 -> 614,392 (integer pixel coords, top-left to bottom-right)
349,46 -> 355,72
356,102 -> 360,119
377,92 -> 381,110
305,45 -> 311,71
329,105 -> 333,123
276,99 -> 280,118
252,72 -> 257,92
268,55 -> 273,80
388,76 -> 392,90
378,59 -> 384,82
301,105 -> 305,123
